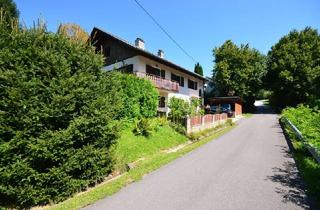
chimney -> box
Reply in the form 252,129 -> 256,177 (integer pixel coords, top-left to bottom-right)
157,49 -> 164,58
135,38 -> 145,50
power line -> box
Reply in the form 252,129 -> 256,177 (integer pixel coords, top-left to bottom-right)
133,0 -> 197,63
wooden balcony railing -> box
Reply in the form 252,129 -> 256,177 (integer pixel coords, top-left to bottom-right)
134,71 -> 179,92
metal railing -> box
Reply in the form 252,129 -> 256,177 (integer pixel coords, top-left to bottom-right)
134,71 -> 179,92
282,117 -> 320,163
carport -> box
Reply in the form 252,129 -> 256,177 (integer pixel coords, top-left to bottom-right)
208,96 -> 242,117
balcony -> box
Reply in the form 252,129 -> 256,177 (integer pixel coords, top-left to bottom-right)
134,71 -> 179,92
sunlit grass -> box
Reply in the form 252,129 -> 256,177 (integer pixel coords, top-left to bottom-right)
46,125 -> 235,210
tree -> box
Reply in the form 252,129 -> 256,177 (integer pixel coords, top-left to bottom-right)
266,27 -> 320,108
0,20 -> 123,208
118,73 -> 159,119
57,23 -> 89,43
0,0 -> 19,22
168,97 -> 191,122
194,62 -> 203,76
213,40 -> 267,111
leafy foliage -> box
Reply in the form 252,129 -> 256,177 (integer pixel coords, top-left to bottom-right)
212,40 -> 267,111
133,118 -> 155,137
282,105 -> 320,151
281,106 -> 320,207
266,27 -> 320,108
0,22 -> 123,207
0,0 -> 19,23
190,97 -> 204,116
57,23 -> 89,43
168,97 -> 191,121
118,74 -> 159,119
194,62 -> 203,76
168,97 -> 203,122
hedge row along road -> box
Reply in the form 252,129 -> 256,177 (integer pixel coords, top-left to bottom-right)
83,104 -> 311,210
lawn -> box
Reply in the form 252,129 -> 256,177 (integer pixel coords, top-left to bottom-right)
45,120 -> 234,210
112,121 -> 188,167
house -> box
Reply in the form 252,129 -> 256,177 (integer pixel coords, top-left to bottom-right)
90,27 -> 207,114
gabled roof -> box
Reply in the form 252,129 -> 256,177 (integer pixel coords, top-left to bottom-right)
91,27 -> 207,81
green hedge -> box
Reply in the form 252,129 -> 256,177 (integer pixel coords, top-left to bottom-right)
119,74 -> 159,119
0,22 -> 124,207
282,105 -> 320,150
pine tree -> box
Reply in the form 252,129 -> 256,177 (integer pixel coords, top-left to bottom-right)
194,62 -> 203,76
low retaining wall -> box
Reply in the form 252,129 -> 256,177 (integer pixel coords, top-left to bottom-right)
186,113 -> 228,134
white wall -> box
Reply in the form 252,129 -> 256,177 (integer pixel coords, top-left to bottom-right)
104,55 -> 205,103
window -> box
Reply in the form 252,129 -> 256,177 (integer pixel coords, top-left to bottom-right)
199,89 -> 202,97
117,64 -> 133,73
146,65 -> 165,79
104,46 -> 111,57
171,73 -> 184,87
188,79 -> 197,90
159,96 -> 166,108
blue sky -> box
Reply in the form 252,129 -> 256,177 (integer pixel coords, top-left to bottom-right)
15,0 -> 320,77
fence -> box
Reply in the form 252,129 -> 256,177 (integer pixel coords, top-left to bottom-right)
186,113 -> 228,134
282,117 -> 320,163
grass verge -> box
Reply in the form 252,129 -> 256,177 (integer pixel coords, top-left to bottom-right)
46,125 -> 235,210
281,120 -> 320,208
242,113 -> 253,118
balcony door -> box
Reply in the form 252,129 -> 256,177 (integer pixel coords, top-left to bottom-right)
146,64 -> 165,79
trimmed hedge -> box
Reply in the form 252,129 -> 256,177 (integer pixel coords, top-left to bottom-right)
0,23 -> 124,207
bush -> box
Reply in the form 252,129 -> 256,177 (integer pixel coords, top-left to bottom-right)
169,122 -> 186,135
226,119 -> 234,126
133,118 -> 155,137
118,74 -> 159,119
282,105 -> 320,150
0,22 -> 123,208
168,97 -> 190,123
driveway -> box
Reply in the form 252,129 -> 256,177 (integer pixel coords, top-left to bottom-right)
84,105 -> 310,210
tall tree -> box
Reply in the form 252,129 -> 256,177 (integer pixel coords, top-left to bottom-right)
0,0 -> 19,22
57,23 -> 89,43
194,62 -> 203,76
213,40 -> 266,110
266,27 -> 320,108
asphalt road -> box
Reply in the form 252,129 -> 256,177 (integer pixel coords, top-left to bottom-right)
84,105 -> 310,210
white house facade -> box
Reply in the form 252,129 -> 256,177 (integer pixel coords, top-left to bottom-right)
91,27 -> 207,114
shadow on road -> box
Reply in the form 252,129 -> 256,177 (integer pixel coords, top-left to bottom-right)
265,122 -> 315,209
266,160 -> 310,209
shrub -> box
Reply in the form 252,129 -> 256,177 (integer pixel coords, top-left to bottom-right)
168,97 -> 191,123
169,122 -> 186,135
282,105 -> 320,150
118,74 -> 159,119
133,118 -> 155,137
0,22 -> 123,208
190,97 -> 204,116
226,119 -> 234,126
